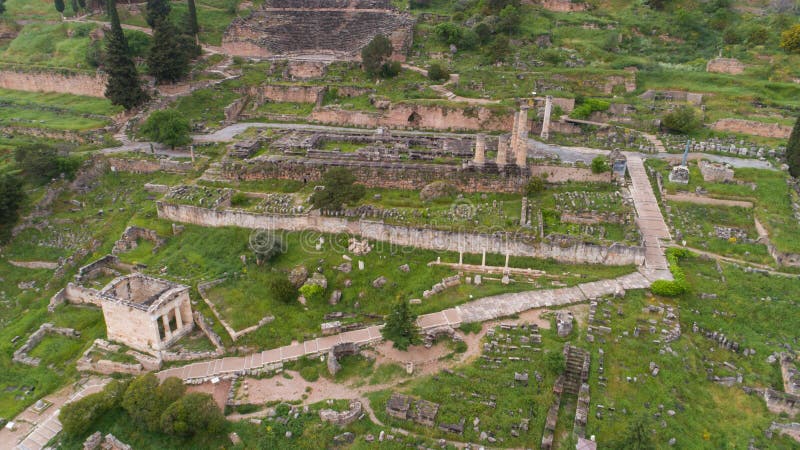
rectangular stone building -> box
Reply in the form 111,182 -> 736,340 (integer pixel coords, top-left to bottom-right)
99,274 -> 193,355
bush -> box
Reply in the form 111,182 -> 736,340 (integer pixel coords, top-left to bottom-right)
786,115 -> 800,177
428,63 -> 450,82
14,144 -> 81,184
434,22 -> 463,45
60,380 -> 128,437
379,60 -> 401,78
310,167 -> 366,211
140,109 -> 192,149
650,247 -> 694,297
662,106 -> 701,134
381,299 -> 421,350
298,283 -> 324,303
780,24 -> 800,53
361,34 -> 393,77
570,98 -> 610,120
0,172 -> 25,243
230,192 -> 249,206
524,175 -> 547,196
545,350 -> 565,374
299,365 -> 320,382
591,156 -> 610,174
160,393 -> 225,437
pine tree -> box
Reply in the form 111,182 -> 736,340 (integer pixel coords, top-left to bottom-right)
71,0 -> 79,14
145,0 -> 170,28
78,0 -> 86,8
147,19 -> 190,83
381,299 -> 421,350
186,0 -> 199,37
104,0 -> 148,109
0,0 -> 6,15
55,0 -> 66,13
787,115 -> 800,178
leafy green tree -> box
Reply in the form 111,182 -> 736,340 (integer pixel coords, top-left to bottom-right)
186,0 -> 199,36
104,0 -> 148,109
381,299 -> 421,350
0,173 -> 24,243
147,18 -> 191,83
309,167 -> 366,211
267,273 -> 297,303
55,0 -> 66,13
140,109 -> 192,149
14,143 -> 81,184
434,22 -> 463,45
156,377 -> 186,411
497,5 -> 522,34
428,62 -> 450,82
145,0 -> 170,28
591,156 -> 610,174
524,175 -> 546,196
780,24 -> 800,53
60,380 -> 129,437
250,229 -> 284,264
786,115 -> 800,177
122,373 -> 163,431
160,393 -> 225,437
484,34 -> 510,63
662,106 -> 701,134
361,34 -> 393,77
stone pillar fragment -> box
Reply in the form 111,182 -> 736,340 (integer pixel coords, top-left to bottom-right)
174,306 -> 183,330
473,134 -> 486,165
497,135 -> 509,166
162,314 -> 172,341
509,111 -> 520,158
540,96 -> 553,141
516,106 -> 529,168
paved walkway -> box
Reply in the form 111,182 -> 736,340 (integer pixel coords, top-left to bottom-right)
625,154 -> 671,273
7,379 -> 109,450
156,271 -> 651,382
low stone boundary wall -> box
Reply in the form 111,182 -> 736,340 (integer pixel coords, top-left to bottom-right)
157,202 -> 646,266
0,69 -> 107,97
320,400 -> 363,426
197,278 -> 275,341
13,323 -> 81,366
108,157 -> 195,174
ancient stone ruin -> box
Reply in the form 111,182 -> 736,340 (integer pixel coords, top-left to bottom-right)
222,0 -> 414,61
13,323 -> 81,367
385,392 -> 439,427
319,400 -> 363,426
98,274 -> 194,355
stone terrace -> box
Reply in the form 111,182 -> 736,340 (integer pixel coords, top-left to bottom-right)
156,270 -> 651,382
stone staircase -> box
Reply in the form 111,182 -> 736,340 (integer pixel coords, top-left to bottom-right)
562,344 -> 590,395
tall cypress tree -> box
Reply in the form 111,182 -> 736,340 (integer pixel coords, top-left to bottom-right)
104,0 -> 148,109
147,19 -> 190,84
71,0 -> 79,13
0,0 -> 6,15
55,0 -> 65,13
145,0 -> 170,28
186,0 -> 199,37
787,116 -> 800,178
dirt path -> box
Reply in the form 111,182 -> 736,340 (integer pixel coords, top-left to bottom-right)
665,193 -> 753,208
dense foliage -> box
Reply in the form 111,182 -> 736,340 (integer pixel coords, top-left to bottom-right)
787,115 -> 800,177
13,143 -> 81,184
140,109 -> 192,149
309,168 -> 366,211
0,172 -> 24,243
59,380 -> 129,437
104,0 -> 148,110
147,19 -> 191,84
381,299 -> 421,350
160,393 -> 225,437
662,106 -> 701,134
361,34 -> 394,77
650,247 -> 693,297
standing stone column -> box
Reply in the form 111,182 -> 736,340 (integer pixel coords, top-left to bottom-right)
473,134 -> 486,165
509,111 -> 520,159
174,306 -> 183,331
540,96 -> 553,141
496,135 -> 509,166
516,106 -> 529,168
161,314 -> 173,341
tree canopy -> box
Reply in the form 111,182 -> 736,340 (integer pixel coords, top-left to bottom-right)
0,172 -> 24,243
140,109 -> 192,149
309,167 -> 366,211
160,393 -> 225,437
786,115 -> 800,177
147,18 -> 192,84
361,34 -> 394,77
381,299 -> 421,350
146,0 -> 170,28
780,24 -> 800,53
104,0 -> 148,110
662,106 -> 700,134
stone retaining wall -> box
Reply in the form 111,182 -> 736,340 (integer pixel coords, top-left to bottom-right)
157,202 -> 646,265
711,119 -> 792,139
107,157 -> 195,174
0,69 -> 107,97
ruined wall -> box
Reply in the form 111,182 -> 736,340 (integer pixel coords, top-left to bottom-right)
0,125 -> 108,145
101,302 -> 161,354
157,202 -> 646,265
224,158 -> 528,192
309,103 -> 514,132
107,157 -> 194,174
711,119 -> 792,139
249,84 -> 326,104
706,58 -> 745,75
534,0 -> 589,11
0,70 -> 107,97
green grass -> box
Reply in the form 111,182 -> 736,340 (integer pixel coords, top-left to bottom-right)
172,86 -> 240,126
0,23 -> 98,70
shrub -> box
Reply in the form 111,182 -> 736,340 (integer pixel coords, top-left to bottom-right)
0,172 -> 25,243
545,350 -> 565,374
434,22 -> 463,45
14,143 -> 81,184
299,365 -> 320,382
267,273 -> 297,303
780,24 -> 800,53
381,299 -> 421,350
525,175 -> 547,196
60,380 -> 128,437
299,283 -> 324,303
428,63 -> 450,82
570,98 -> 610,120
361,34 -> 393,77
230,192 -> 248,206
160,393 -> 225,437
310,167 -> 366,210
379,60 -> 401,78
650,247 -> 694,297
662,106 -> 700,134
786,115 -> 800,177
140,109 -> 192,149
591,156 -> 610,174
